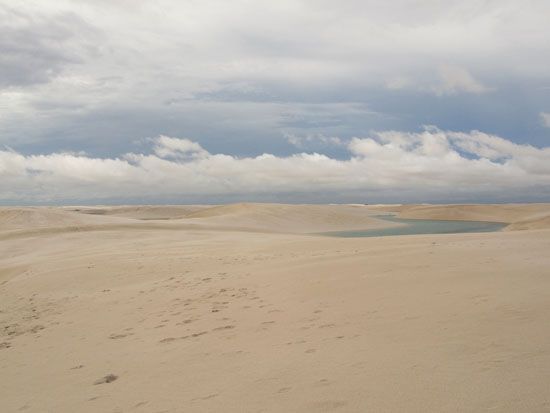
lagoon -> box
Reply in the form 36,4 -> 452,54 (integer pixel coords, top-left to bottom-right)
324,215 -> 507,238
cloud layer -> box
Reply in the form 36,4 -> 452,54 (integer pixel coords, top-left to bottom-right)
2,1 -> 549,203
1,0 -> 550,159
2,128 -> 549,204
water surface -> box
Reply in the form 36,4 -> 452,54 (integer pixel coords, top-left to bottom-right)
324,215 -> 507,238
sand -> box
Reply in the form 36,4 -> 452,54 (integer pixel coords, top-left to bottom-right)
1,203 -> 550,412
370,203 -> 550,230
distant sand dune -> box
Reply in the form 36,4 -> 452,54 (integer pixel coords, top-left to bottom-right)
3,204 -> 550,236
368,203 -> 550,230
0,207 -> 125,230
183,203 -> 398,233
505,214 -> 550,231
68,205 -> 209,220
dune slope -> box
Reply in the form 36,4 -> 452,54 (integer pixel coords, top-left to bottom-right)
369,203 -> 550,230
184,203 -> 397,233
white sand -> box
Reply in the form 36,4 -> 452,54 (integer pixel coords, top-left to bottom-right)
1,203 -> 549,412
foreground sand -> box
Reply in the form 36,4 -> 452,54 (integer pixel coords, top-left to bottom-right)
1,204 -> 550,412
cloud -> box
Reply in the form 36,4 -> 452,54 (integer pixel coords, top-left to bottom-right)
540,112 -> 550,128
284,133 -> 342,149
152,136 -> 209,159
2,1 -> 550,153
2,128 -> 550,203
387,66 -> 491,95
0,4 -> 98,89
432,65 -> 491,95
385,76 -> 412,91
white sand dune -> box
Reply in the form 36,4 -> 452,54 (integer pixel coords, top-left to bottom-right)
0,204 -> 397,241
505,214 -> 550,231
369,203 -> 550,230
67,205 -> 210,220
184,203 -> 398,233
0,207 -> 126,230
1,203 -> 550,412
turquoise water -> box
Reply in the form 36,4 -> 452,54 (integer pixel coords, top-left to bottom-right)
324,215 -> 507,238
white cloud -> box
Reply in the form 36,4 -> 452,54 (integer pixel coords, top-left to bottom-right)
432,65 -> 491,95
540,112 -> 550,128
1,129 -> 550,203
388,66 -> 491,95
385,76 -> 412,91
152,135 -> 208,159
284,133 -> 342,148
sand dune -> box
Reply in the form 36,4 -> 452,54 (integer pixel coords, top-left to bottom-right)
370,203 -> 550,230
1,204 -> 393,232
5,203 -> 547,235
0,207 -> 126,231
67,205 -> 209,220
1,204 -> 550,412
505,214 -> 550,231
184,203 -> 397,233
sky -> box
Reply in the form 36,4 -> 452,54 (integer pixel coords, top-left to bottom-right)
1,0 -> 550,204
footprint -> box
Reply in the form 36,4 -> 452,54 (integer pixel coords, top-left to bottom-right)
192,393 -> 219,401
310,400 -> 347,409
109,333 -> 133,339
29,325 -> 45,334
93,374 -> 118,385
213,325 -> 235,331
